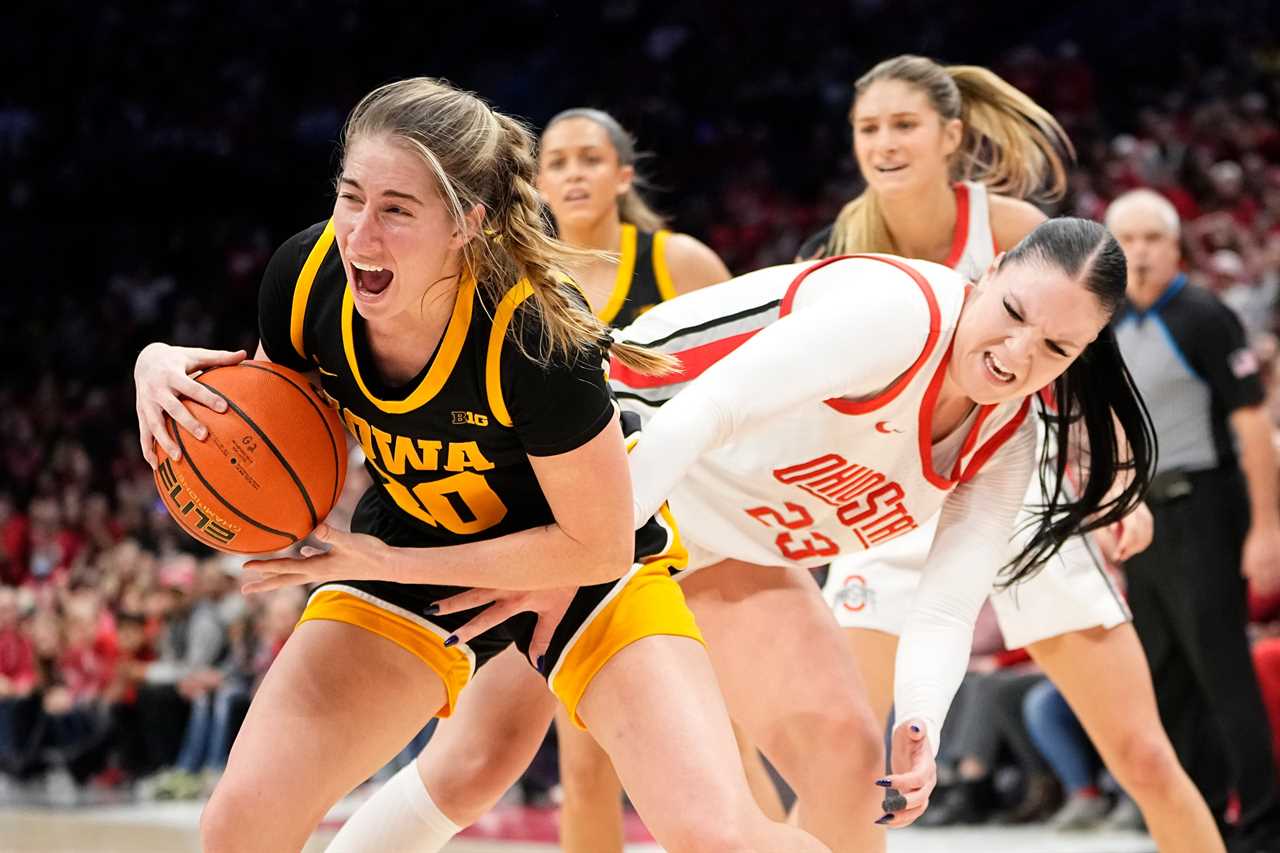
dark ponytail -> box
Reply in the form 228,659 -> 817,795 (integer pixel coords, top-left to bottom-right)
997,218 -> 1157,585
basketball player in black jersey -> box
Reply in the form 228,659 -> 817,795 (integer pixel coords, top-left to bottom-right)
133,78 -> 827,853
537,108 -> 729,327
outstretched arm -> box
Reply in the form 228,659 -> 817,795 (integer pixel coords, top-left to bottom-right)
893,417 -> 1036,755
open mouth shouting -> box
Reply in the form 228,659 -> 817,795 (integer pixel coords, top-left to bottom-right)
352,260 -> 394,298
983,350 -> 1017,385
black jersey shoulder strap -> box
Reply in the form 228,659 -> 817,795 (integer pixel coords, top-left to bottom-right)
289,219 -> 337,362
485,278 -> 536,427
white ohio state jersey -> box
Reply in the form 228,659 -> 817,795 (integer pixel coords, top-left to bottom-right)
612,254 -> 1031,570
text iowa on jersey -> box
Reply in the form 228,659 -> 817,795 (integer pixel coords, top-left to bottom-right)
339,407 -> 495,475
774,453 -> 918,547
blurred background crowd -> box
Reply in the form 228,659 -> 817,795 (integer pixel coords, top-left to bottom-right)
4,0 -> 1280,836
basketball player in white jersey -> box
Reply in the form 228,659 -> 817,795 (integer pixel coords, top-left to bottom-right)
799,55 -> 1221,852
325,216 -> 1155,853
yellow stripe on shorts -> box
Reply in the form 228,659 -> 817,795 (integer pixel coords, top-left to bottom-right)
551,505 -> 702,728
299,587 -> 474,718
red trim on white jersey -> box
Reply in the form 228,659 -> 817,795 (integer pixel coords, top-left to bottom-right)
914,344 -> 1014,490
610,329 -> 761,390
952,405 -> 996,479
781,254 -> 943,415
943,183 -> 972,269
958,396 -> 1032,483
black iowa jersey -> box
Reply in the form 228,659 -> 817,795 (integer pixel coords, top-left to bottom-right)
596,223 -> 678,328
258,220 -> 615,547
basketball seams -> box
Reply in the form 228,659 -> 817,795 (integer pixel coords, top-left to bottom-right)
194,376 -> 320,530
169,423 -> 299,549
231,362 -> 345,515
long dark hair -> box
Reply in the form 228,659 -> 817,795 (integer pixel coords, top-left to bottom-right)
999,218 -> 1157,585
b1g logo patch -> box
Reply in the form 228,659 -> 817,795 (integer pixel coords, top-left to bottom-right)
451,410 -> 489,427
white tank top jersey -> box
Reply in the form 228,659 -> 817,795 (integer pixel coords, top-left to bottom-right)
947,181 -> 998,282
611,212 -> 1042,753
613,254 -> 1031,571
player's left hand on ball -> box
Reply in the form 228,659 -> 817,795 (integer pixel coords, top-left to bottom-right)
873,718 -> 936,828
239,524 -> 389,594
430,586 -> 576,669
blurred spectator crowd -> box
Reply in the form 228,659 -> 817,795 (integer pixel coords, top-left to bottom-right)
4,0 -> 1280,830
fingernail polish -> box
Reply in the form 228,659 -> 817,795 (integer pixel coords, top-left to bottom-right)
536,655 -> 545,674
875,778 -> 891,787
423,603 -> 439,616
444,635 -> 458,648
875,814 -> 893,825
910,724 -> 921,734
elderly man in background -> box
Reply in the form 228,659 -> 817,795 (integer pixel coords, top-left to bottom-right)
1110,188 -> 1280,853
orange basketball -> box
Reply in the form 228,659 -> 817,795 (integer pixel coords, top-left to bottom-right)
152,361 -> 347,555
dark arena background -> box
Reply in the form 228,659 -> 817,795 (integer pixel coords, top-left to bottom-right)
4,1 -> 1280,850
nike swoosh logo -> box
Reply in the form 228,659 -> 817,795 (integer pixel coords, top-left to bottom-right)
875,421 -> 903,434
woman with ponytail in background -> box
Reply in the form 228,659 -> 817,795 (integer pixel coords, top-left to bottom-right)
804,55 -> 1221,852
130,78 -> 828,853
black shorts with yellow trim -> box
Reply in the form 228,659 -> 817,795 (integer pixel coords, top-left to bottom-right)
299,487 -> 701,725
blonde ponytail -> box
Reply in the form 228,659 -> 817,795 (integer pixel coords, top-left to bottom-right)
827,55 -> 1074,258
341,78 -> 675,375
946,65 -> 1073,202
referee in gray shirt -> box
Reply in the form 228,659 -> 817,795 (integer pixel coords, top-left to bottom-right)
1110,189 -> 1280,853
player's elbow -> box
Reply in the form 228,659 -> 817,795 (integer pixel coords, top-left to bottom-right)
563,517 -> 632,584
575,528 -> 634,586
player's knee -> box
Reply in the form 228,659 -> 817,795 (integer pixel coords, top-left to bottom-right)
558,741 -> 620,799
660,822 -> 758,853
203,773 -> 323,852
1109,728 -> 1182,793
200,784 -> 257,852
418,747 -> 515,826
763,702 -> 882,797
808,705 -> 884,775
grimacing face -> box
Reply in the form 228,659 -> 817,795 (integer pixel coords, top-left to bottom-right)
949,257 -> 1110,405
852,79 -> 962,200
537,117 -> 634,231
333,135 -> 477,325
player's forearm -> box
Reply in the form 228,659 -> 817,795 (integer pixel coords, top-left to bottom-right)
385,521 -> 633,590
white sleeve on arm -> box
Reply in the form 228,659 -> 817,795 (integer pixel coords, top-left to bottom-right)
893,416 -> 1037,755
626,261 -> 934,524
